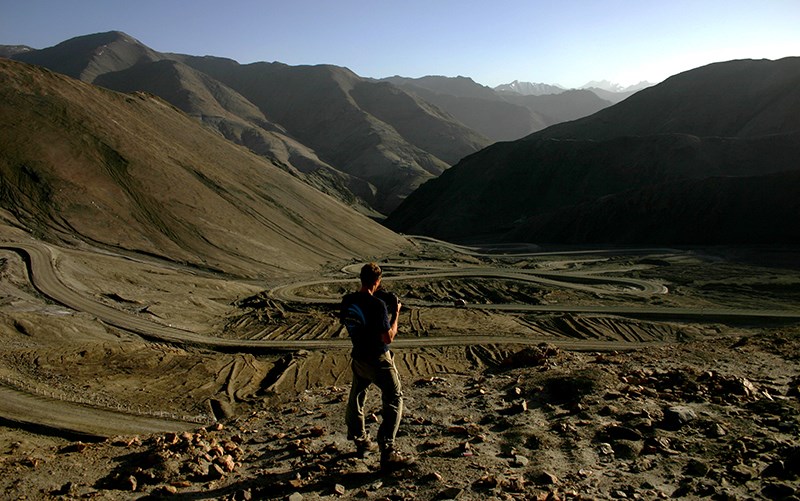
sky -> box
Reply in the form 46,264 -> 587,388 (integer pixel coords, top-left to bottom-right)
2,0 -> 799,89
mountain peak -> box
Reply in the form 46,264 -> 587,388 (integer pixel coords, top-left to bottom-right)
580,80 -> 623,92
381,74 -> 497,100
49,30 -> 141,52
12,30 -> 162,83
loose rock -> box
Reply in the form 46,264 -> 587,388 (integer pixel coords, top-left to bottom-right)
663,406 -> 698,430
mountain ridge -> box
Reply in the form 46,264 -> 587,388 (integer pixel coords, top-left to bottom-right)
535,57 -> 800,140
494,79 -> 654,104
494,80 -> 565,96
386,57 -> 800,245
580,79 -> 653,93
174,56 -> 488,213
89,57 -> 380,215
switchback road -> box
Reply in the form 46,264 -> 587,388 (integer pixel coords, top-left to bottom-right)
6,240 -> 800,353
2,238 -> 799,437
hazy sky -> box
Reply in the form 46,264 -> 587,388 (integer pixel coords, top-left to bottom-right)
2,0 -> 798,88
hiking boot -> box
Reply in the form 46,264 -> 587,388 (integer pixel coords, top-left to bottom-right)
380,449 -> 415,471
354,439 -> 378,457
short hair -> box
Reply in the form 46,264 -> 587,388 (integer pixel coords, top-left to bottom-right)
360,262 -> 382,286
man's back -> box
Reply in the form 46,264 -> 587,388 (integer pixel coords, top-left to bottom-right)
340,291 -> 391,360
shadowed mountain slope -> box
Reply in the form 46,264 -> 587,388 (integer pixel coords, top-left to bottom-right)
381,76 -> 612,142
386,58 -> 800,245
500,90 -> 612,128
95,58 -> 269,124
507,169 -> 800,244
92,59 -> 377,215
0,59 -> 408,277
174,56 -> 490,213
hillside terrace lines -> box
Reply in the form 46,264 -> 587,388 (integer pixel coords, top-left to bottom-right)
246,317 -> 343,342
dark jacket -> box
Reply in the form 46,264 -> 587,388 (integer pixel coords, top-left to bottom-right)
340,291 -> 391,360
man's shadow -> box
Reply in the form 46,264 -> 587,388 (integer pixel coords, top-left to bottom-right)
132,449 -> 399,500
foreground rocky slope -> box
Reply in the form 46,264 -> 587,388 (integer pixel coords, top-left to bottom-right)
1,216 -> 798,499
1,331 -> 797,500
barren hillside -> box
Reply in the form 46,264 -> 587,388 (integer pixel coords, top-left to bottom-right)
10,31 -> 491,215
0,58 -> 408,277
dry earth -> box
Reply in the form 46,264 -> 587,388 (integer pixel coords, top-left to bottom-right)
0,225 -> 799,500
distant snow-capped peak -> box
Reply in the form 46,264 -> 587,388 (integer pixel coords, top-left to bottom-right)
494,80 -> 565,96
581,80 -> 653,93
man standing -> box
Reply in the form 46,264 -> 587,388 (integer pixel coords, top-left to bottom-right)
340,263 -> 413,471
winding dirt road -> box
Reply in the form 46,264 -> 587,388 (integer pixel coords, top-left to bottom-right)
2,238 -> 799,437
6,240 -> 800,353
271,243 -> 800,323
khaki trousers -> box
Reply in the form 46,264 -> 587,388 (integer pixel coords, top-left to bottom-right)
345,351 -> 404,451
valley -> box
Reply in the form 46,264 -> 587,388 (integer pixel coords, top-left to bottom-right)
1,224 -> 798,498
0,32 -> 798,501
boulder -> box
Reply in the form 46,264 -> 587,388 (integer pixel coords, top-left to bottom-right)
500,343 -> 560,368
662,406 -> 697,430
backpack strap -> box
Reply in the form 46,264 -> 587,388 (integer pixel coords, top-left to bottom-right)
341,303 -> 366,336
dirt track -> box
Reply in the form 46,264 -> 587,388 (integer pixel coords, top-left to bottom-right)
7,239 -> 799,351
0,385 -> 197,438
2,237 -> 799,438
270,241 -> 800,322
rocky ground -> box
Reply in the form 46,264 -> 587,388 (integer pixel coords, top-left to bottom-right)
1,327 -> 798,500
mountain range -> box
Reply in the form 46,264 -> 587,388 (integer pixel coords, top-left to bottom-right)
494,80 -> 565,96
386,57 -> 800,245
577,80 -> 654,103
3,32 -> 639,213
2,31 -> 652,217
380,75 -> 613,142
493,79 -> 653,104
3,31 -> 796,250
579,80 -> 652,93
7,31 -> 490,216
